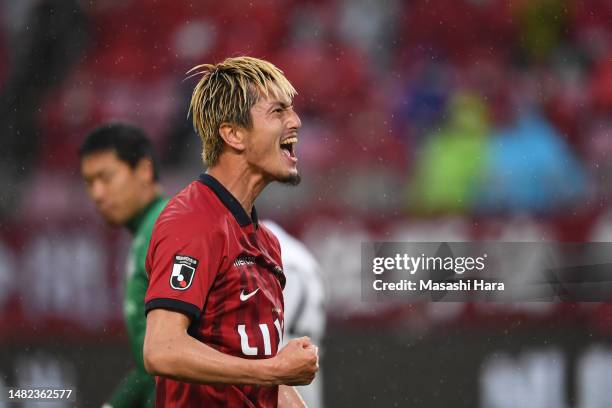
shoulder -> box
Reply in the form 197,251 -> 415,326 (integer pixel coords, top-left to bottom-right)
153,181 -> 226,238
136,198 -> 169,243
146,183 -> 230,268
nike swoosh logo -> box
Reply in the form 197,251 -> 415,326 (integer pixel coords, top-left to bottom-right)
240,288 -> 260,302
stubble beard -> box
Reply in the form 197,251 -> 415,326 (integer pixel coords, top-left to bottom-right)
279,171 -> 301,186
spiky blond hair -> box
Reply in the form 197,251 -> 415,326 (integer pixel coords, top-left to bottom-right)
188,56 -> 297,166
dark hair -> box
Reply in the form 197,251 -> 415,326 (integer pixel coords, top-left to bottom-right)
79,123 -> 160,181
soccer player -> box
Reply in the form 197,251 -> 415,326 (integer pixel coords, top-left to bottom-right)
143,56 -> 318,407
262,220 -> 327,408
79,123 -> 169,408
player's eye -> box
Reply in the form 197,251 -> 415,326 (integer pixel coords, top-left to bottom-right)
99,171 -> 114,183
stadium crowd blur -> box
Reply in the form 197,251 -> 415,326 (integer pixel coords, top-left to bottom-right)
0,0 -> 612,405
1,0 -> 612,324
1,0 -> 612,325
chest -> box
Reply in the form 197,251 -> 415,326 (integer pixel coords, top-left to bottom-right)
200,228 -> 286,357
214,230 -> 284,312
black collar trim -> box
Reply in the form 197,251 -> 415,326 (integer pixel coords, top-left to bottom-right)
198,174 -> 258,227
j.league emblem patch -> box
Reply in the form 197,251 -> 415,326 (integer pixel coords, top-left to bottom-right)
170,254 -> 198,290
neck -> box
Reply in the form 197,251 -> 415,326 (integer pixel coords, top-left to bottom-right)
140,184 -> 162,209
125,184 -> 162,233
207,158 -> 268,214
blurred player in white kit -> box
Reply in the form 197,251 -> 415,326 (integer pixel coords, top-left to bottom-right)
263,220 -> 327,408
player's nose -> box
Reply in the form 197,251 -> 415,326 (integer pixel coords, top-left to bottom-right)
90,181 -> 107,204
287,108 -> 301,130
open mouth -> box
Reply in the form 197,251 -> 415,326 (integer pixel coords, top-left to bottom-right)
280,136 -> 297,158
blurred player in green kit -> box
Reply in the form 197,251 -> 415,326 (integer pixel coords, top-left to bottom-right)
79,123 -> 168,408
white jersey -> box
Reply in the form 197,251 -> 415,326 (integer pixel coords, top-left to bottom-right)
262,220 -> 326,408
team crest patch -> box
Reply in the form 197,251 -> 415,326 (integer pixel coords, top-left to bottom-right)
170,254 -> 198,290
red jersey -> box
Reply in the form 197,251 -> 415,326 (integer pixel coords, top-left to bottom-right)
145,174 -> 286,408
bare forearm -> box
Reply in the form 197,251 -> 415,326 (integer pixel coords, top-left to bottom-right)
278,385 -> 306,408
145,333 -> 278,385
144,311 -> 279,385
144,310 -> 317,387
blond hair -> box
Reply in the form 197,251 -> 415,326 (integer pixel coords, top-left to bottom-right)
188,56 -> 297,166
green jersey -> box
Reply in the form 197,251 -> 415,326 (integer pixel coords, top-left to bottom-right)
107,196 -> 168,408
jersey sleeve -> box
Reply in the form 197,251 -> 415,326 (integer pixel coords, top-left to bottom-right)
144,218 -> 223,323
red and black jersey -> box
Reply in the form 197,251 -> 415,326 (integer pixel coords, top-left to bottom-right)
145,174 -> 286,408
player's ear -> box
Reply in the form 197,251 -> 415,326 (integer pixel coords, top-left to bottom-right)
219,123 -> 246,152
135,157 -> 155,184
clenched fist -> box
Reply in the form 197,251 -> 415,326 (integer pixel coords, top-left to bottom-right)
272,337 -> 319,386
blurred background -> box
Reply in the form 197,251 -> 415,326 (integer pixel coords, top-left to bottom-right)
0,0 -> 611,406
